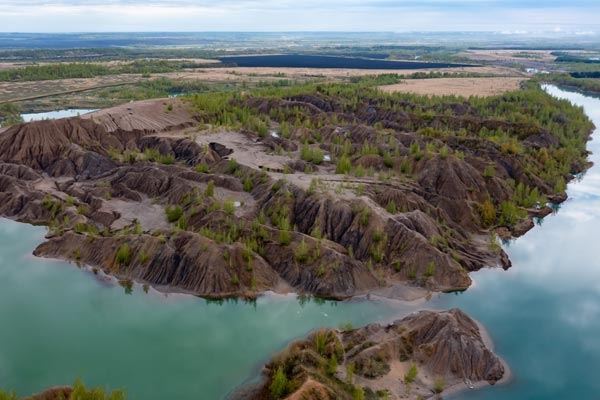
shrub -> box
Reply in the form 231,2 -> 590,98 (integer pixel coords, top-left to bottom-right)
143,148 -> 160,162
409,142 -> 422,160
195,163 -> 209,173
205,180 -> 215,197
383,152 -> 394,168
339,322 -> 354,331
279,228 -> 291,246
300,144 -> 324,164
165,205 -> 183,223
439,145 -> 450,159
158,153 -> 175,165
314,331 -> 327,355
424,261 -> 436,277
404,363 -> 418,383
346,362 -> 355,384
554,177 -> 566,193
70,379 -> 126,400
358,207 -> 371,227
489,233 -> 501,254
294,239 -> 310,263
223,200 -> 236,215
352,387 -> 365,400
434,377 -> 446,393
176,215 -> 188,230
270,366 -> 289,399
0,390 -> 17,400
360,141 -> 379,156
513,182 -> 545,208
243,177 -> 254,192
336,154 -> 352,174
479,199 -> 496,227
483,165 -> 495,179
115,244 -> 132,266
386,200 -> 397,214
310,225 -> 323,239
326,355 -> 338,376
138,250 -> 150,264
226,159 -> 240,174
499,137 -> 523,155
498,201 -> 526,227
400,158 -> 412,174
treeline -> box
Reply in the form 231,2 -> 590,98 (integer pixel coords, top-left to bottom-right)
555,55 -> 600,64
0,60 -> 222,82
350,71 -> 495,86
570,71 -> 600,79
541,73 -> 600,95
96,78 -> 212,101
0,47 -> 221,62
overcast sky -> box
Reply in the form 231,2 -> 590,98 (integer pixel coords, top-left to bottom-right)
0,0 -> 598,33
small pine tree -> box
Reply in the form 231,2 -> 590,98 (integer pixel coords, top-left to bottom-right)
269,366 -> 288,399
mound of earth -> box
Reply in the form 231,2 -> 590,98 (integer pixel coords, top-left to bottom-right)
235,309 -> 505,400
0,83 -> 592,299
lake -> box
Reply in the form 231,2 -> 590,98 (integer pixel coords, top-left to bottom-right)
1,85 -> 599,399
437,85 -> 600,399
21,109 -> 96,122
219,54 -> 472,69
0,221 -> 421,399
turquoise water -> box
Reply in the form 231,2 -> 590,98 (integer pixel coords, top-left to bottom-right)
21,109 -> 96,122
438,85 -> 600,399
0,221 -> 418,399
1,86 -> 600,399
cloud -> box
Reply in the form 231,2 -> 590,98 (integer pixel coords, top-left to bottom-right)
0,0 -> 599,32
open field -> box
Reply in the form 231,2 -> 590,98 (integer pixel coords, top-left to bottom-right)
0,65 -> 521,106
379,76 -> 526,97
190,65 -> 519,78
460,49 -> 557,63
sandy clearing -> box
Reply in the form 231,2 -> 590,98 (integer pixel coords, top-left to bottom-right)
102,198 -> 170,232
173,65 -> 519,79
379,77 -> 526,97
193,130 -> 292,172
460,49 -> 557,63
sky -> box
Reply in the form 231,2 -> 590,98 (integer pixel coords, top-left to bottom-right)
0,0 -> 599,33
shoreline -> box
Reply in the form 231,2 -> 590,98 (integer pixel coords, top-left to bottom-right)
441,319 -> 513,399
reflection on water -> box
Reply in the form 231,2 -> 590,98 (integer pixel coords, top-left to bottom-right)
437,85 -> 600,399
21,109 -> 96,122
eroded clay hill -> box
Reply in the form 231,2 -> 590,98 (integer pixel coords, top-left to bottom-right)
234,309 -> 505,400
0,82 -> 592,299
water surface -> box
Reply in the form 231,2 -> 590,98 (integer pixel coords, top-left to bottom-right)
0,221 -> 416,399
21,109 -> 96,122
438,85 -> 600,399
219,54 -> 471,69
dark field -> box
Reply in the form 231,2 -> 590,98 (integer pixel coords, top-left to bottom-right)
219,54 -> 473,69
